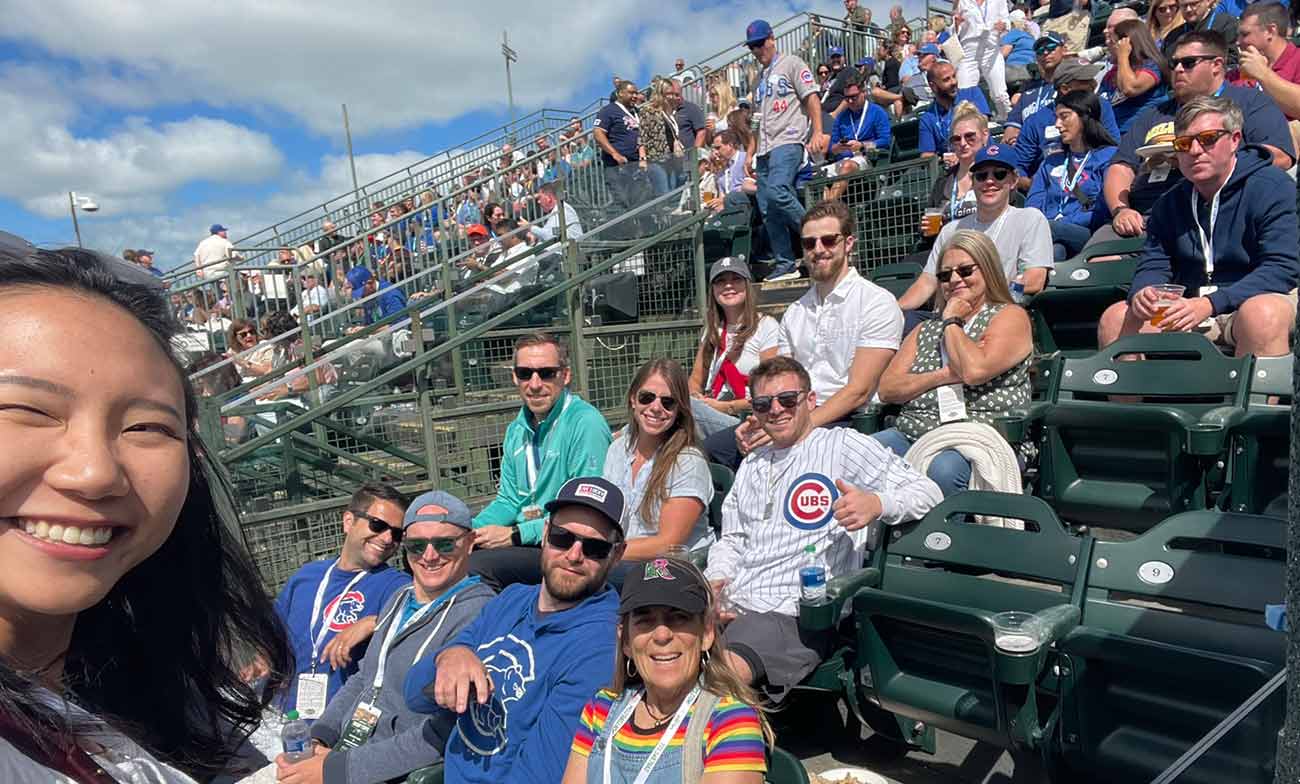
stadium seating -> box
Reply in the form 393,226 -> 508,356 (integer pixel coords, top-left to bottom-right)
1221,353 -> 1292,517
1025,238 -> 1143,357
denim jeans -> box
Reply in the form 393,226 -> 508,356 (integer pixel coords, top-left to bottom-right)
603,161 -> 653,213
755,143 -> 806,276
646,162 -> 671,196
872,427 -> 971,498
1048,219 -> 1093,261
691,397 -> 741,440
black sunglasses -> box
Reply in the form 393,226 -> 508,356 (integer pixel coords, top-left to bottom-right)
514,365 -> 562,382
949,131 -> 980,146
402,534 -> 466,558
1034,42 -> 1061,55
800,232 -> 844,251
938,263 -> 979,281
546,526 -> 616,560
973,168 -> 1012,183
352,510 -> 404,543
636,390 -> 678,411
751,390 -> 807,414
1170,54 -> 1219,71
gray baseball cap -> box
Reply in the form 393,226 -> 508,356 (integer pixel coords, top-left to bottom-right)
403,490 -> 473,530
709,256 -> 752,282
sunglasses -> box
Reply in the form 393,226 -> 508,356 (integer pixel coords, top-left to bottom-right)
1034,43 -> 1061,55
948,131 -> 980,146
751,389 -> 808,414
514,365 -> 562,382
636,390 -> 678,411
800,233 -> 844,251
1170,54 -> 1219,71
352,511 -> 404,543
546,526 -> 616,560
973,168 -> 1013,183
938,263 -> 979,281
1155,2 -> 1177,9
747,41 -> 764,50
237,329 -> 255,337
402,535 -> 466,558
1172,128 -> 1232,152
845,91 -> 864,100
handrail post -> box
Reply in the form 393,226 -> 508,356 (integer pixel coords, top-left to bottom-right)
690,147 -> 707,322
413,307 -> 440,484
439,251 -> 466,399
564,235 -> 590,400
1275,315 -> 1300,783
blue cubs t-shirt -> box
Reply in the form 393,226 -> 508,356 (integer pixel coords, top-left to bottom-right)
594,102 -> 641,166
274,559 -> 410,712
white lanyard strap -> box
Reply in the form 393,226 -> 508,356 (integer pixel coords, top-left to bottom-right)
852,108 -> 869,142
372,589 -> 459,693
1192,186 -> 1221,276
523,393 -> 573,492
309,561 -> 369,665
1056,151 -> 1091,216
602,685 -> 701,784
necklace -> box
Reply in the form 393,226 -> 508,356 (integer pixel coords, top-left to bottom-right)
634,703 -> 675,731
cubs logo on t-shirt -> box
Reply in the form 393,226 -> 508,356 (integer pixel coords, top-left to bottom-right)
460,634 -> 536,755
799,68 -> 814,84
783,472 -> 839,530
322,591 -> 367,631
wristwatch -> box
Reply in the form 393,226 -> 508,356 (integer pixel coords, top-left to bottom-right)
940,316 -> 966,331
509,526 -> 523,547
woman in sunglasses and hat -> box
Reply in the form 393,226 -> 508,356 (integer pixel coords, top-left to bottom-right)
604,359 -> 715,562
562,558 -> 770,783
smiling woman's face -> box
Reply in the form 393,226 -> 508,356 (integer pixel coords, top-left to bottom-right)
0,287 -> 190,619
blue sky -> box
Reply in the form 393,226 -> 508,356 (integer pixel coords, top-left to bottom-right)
0,0 -> 927,267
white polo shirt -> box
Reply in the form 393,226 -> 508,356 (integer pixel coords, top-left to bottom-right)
778,267 -> 903,410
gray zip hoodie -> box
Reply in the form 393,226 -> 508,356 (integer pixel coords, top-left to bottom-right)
310,575 -> 495,784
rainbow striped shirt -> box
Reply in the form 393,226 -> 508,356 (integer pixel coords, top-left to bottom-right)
570,689 -> 767,773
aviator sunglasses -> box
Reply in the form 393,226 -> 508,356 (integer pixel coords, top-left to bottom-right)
750,390 -> 808,414
636,390 -> 678,411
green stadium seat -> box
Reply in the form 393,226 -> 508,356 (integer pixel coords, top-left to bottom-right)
706,462 -> 735,536
405,764 -> 443,784
703,203 -> 754,265
853,492 -> 1086,752
1221,353 -> 1292,515
889,118 -> 922,163
1014,333 -> 1252,532
868,262 -> 924,299
1056,510 -> 1286,784
1026,237 -> 1143,357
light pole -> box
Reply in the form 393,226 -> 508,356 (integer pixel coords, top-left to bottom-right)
68,191 -> 99,248
502,30 -> 517,142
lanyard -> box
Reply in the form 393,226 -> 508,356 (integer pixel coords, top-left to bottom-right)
370,585 -> 467,696
602,685 -> 701,784
523,393 -> 574,492
949,173 -> 964,217
1191,186 -> 1223,276
851,107 -> 869,142
309,561 -> 369,669
757,54 -> 780,105
1055,151 -> 1091,217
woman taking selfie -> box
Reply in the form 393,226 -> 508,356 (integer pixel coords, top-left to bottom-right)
0,236 -> 290,781
604,359 -> 714,560
562,558 -> 770,783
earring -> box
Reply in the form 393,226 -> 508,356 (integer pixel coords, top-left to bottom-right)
626,658 -> 637,679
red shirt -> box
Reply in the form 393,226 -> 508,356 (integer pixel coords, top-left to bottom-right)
1230,42 -> 1300,120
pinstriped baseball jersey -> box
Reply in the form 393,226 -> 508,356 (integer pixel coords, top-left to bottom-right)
704,427 -> 943,617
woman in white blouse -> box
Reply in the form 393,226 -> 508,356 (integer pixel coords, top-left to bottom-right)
954,0 -> 1012,120
604,359 -> 715,559
687,257 -> 780,438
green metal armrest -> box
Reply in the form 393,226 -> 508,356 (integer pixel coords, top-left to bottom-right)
1191,406 -> 1249,455
994,402 -> 1052,443
405,764 -> 444,784
799,566 -> 883,632
851,407 -> 883,435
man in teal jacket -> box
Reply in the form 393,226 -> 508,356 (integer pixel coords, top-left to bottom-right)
469,332 -> 611,588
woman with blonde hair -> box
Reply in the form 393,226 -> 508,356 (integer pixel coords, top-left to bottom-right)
562,557 -> 770,783
876,230 -> 1033,496
925,101 -> 990,226
1146,0 -> 1184,49
604,358 -> 715,559
638,79 -> 682,196
707,79 -> 738,133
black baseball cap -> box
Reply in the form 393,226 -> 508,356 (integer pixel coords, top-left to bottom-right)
545,476 -> 626,532
619,557 -> 711,615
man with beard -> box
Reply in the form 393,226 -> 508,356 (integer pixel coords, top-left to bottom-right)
404,477 -> 625,784
706,356 -> 941,698
703,200 -> 903,469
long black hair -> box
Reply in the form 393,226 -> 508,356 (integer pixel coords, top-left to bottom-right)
0,237 -> 292,777
1057,90 -> 1119,150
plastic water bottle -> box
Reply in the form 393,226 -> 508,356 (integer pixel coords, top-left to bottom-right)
799,544 -> 828,605
281,709 -> 312,762
1010,275 -> 1026,303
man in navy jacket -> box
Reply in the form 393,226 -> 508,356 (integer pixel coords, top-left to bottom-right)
1100,95 -> 1299,357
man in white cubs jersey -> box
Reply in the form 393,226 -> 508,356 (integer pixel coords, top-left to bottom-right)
704,356 -> 941,699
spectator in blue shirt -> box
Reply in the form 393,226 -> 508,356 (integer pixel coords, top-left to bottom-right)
1003,32 -> 1071,146
1002,25 -> 1038,71
1100,19 -> 1169,133
1026,90 -> 1119,259
594,80 -> 652,218
920,60 -> 993,157
347,266 -> 408,324
1013,58 -> 1122,183
825,78 -> 892,200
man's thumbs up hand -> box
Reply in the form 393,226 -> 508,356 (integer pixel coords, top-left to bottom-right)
832,479 -> 882,531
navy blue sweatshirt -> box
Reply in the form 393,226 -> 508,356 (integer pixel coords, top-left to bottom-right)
1132,145 -> 1300,315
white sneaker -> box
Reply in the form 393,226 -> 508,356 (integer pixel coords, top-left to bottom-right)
764,270 -> 801,283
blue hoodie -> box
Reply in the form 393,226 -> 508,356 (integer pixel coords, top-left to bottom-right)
1014,100 -> 1121,178
403,582 -> 619,784
1026,146 -> 1117,227
1133,145 -> 1300,315
274,559 -> 411,713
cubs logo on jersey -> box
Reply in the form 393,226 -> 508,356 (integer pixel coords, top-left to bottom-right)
323,591 -> 367,631
783,472 -> 839,530
458,633 -> 537,756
